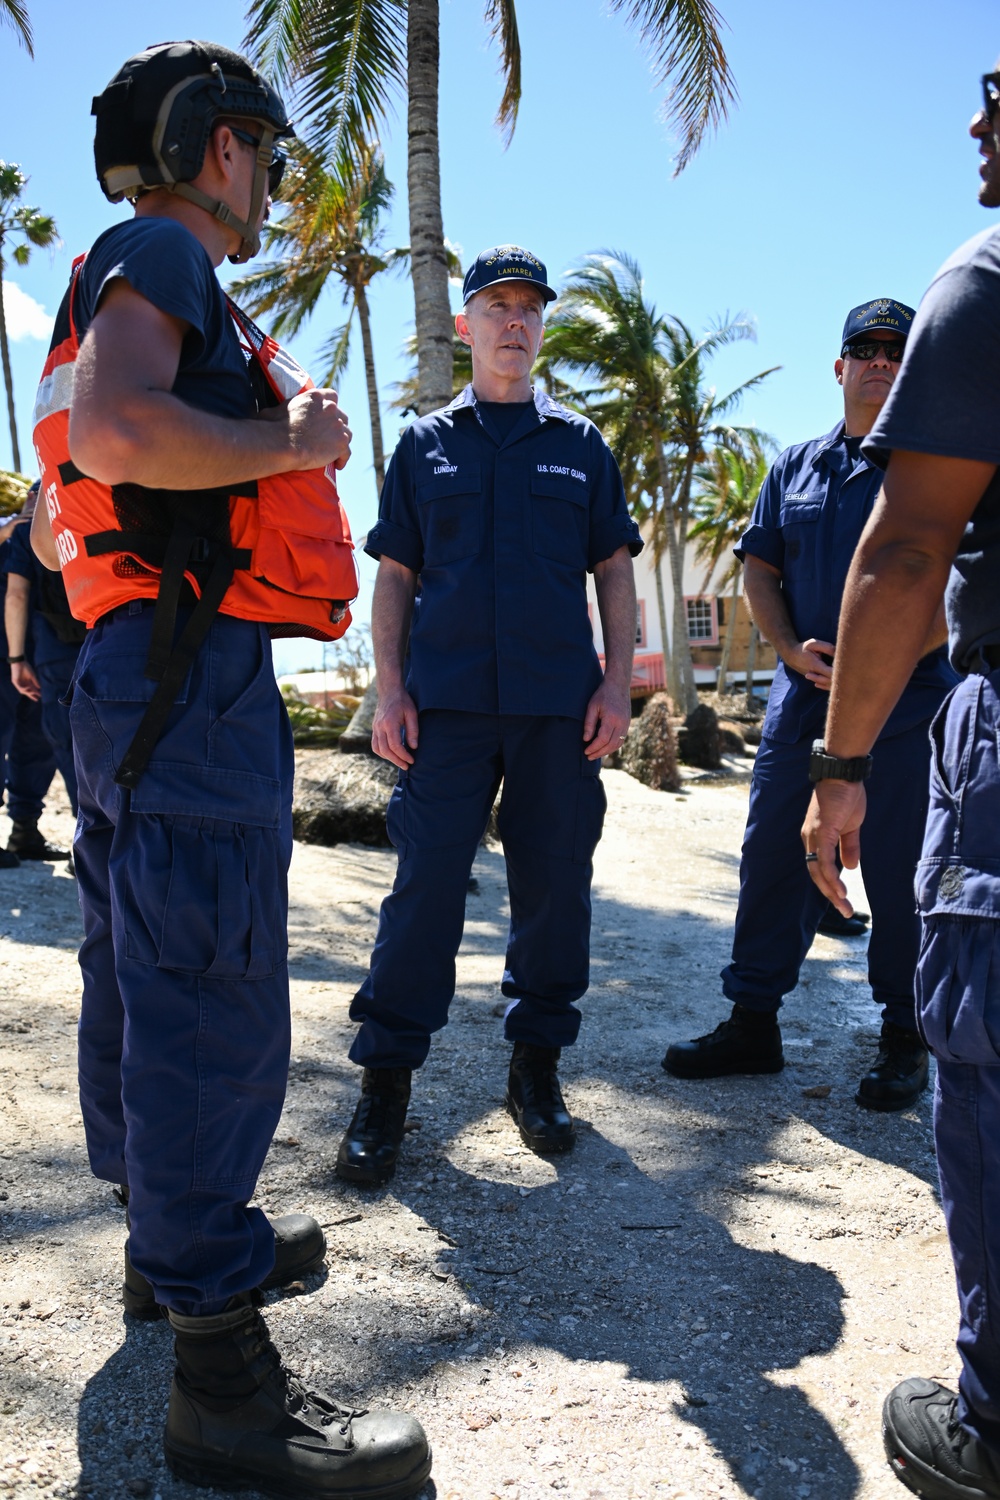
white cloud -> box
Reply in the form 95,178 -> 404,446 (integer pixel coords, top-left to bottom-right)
2,281 -> 54,342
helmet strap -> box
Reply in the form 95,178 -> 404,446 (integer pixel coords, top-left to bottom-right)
166,125 -> 275,263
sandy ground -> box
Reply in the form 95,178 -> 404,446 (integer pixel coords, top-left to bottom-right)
0,763 -> 958,1500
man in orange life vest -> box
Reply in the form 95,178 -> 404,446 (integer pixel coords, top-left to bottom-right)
30,41 -> 430,1499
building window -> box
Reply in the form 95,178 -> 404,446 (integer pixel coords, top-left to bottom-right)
635,600 -> 646,648
685,595 -> 718,645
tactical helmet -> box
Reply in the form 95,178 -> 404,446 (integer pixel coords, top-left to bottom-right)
92,40 -> 293,263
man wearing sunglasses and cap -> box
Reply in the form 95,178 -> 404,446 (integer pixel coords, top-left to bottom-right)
27,39 -> 430,1500
662,299 -> 957,1108
803,66 -> 1000,1500
337,245 -> 641,1184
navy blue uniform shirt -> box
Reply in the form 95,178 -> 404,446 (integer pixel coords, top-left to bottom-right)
74,219 -> 254,421
365,385 -> 642,718
737,420 -> 957,744
865,225 -> 1000,675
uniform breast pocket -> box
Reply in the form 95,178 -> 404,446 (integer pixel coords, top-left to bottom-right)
416,466 -> 482,567
531,473 -> 588,567
778,498 -> 823,578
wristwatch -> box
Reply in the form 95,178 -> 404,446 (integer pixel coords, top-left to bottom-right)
808,741 -> 873,783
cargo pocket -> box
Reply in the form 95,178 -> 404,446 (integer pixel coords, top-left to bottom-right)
123,816 -> 285,980
573,760 -> 607,865
916,860 -> 1000,1065
385,771 -> 408,859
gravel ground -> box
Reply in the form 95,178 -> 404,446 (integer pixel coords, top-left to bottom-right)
0,764 -> 958,1500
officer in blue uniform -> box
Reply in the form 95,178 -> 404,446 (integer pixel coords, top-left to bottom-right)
4,481 -> 83,839
337,245 -> 642,1184
0,503 -> 60,867
663,299 -> 957,1109
804,70 -> 1000,1499
28,42 -> 429,1499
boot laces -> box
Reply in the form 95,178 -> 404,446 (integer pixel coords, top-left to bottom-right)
520,1057 -> 564,1110
250,1319 -> 367,1435
355,1085 -> 403,1138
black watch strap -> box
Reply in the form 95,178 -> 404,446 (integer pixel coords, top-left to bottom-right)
809,740 -> 873,783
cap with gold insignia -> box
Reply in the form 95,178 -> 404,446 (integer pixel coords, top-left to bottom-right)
841,298 -> 916,344
463,244 -> 557,305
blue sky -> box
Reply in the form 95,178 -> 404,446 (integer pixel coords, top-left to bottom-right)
3,0 -> 998,672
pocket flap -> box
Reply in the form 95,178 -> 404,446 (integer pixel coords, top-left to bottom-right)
916,858 -> 1000,918
531,471 -> 587,506
416,464 -> 482,503
779,498 -> 823,525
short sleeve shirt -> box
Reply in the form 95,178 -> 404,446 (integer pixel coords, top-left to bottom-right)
737,421 -> 956,743
365,386 -> 642,718
864,225 -> 1000,674
74,218 -> 254,421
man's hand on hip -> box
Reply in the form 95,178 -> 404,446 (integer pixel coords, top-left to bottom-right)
801,780 -> 867,916
372,686 -> 419,770
583,680 -> 631,761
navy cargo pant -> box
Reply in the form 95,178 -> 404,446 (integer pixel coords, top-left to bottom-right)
722,719 -> 934,1029
349,710 -> 607,1069
70,603 -> 293,1316
915,670 -> 1000,1457
33,619 -> 82,815
0,665 -> 56,824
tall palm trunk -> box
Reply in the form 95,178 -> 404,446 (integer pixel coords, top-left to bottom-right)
354,283 -> 385,494
744,622 -> 759,714
0,261 -> 21,473
407,0 -> 453,416
654,437 -> 698,713
715,572 -> 740,694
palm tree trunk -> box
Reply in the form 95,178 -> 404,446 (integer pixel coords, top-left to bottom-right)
716,572 -> 740,694
354,284 -> 385,495
407,0 -> 454,416
654,438 -> 698,713
744,622 -> 759,714
0,262 -> 22,473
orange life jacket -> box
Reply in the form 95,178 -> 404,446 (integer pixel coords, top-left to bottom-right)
32,254 -> 358,642
30,254 -> 360,789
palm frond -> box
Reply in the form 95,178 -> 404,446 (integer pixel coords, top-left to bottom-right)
484,0 -> 522,147
319,315 -> 355,385
0,0 -> 33,56
244,0 -> 406,174
609,0 -> 737,173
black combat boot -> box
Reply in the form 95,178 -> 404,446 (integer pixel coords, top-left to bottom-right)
856,1021 -> 929,1112
506,1043 -> 575,1154
165,1294 -> 432,1498
882,1378 -> 1000,1498
662,1003 -> 784,1078
123,1214 -> 327,1320
335,1068 -> 411,1185
7,819 -> 69,861
817,903 -> 870,937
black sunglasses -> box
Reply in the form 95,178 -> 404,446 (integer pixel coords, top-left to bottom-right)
229,127 -> 286,196
840,338 -> 906,363
982,74 -> 1000,125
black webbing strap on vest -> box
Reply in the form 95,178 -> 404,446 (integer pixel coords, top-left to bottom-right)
113,546 -> 236,791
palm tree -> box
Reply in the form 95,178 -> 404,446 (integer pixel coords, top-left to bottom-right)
0,162 -> 56,472
229,140 -> 405,495
537,252 -> 776,713
657,312 -> 778,710
243,1 -> 737,417
688,435 -> 771,694
0,1 -> 32,53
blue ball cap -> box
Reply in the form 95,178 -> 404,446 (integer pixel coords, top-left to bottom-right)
462,245 -> 557,305
842,298 -> 916,345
